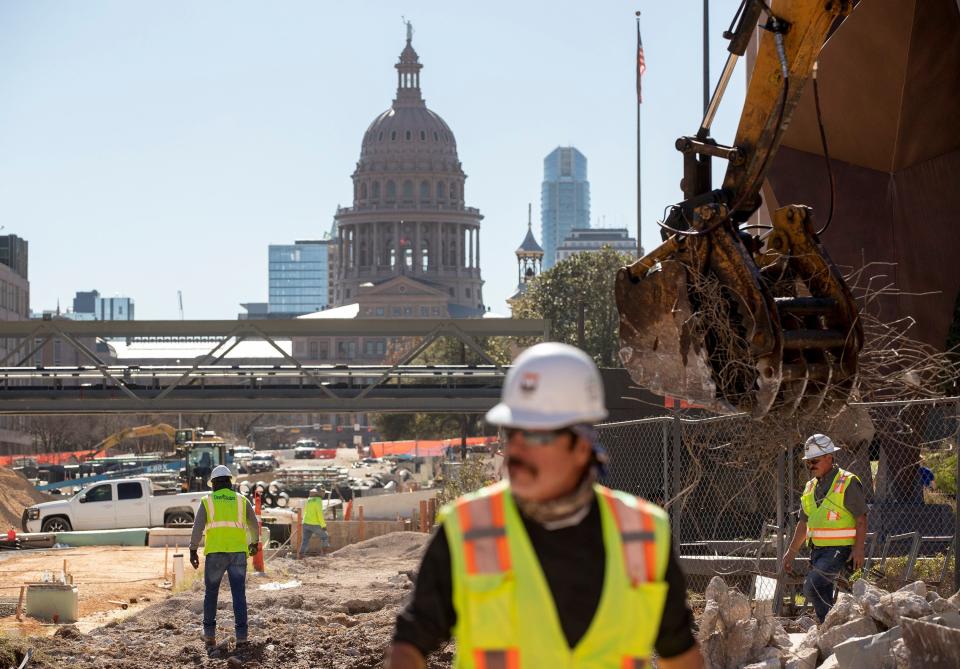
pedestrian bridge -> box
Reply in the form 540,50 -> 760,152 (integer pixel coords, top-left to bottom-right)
0,318 -> 549,414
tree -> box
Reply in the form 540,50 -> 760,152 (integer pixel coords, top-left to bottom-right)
511,246 -> 634,367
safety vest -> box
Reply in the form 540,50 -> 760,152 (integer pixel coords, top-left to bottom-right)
303,497 -> 327,528
201,489 -> 248,555
801,468 -> 859,547
441,481 -> 671,669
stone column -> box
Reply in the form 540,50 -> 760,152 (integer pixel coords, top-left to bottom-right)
414,221 -> 421,274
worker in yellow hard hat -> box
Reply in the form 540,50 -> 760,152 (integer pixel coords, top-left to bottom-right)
386,342 -> 703,669
782,434 -> 868,622
189,465 -> 260,653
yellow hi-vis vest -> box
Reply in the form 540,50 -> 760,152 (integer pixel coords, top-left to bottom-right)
303,497 -> 327,528
441,481 -> 672,669
202,489 -> 249,555
801,468 -> 860,547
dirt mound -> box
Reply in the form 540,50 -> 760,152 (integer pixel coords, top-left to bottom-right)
330,531 -> 431,560
0,467 -> 50,531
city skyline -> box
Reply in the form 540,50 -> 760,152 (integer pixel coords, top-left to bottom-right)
0,1 -> 747,318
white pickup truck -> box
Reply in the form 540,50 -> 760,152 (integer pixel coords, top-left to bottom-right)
23,478 -> 203,533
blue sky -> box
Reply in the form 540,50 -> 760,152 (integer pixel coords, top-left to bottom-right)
0,1 -> 747,319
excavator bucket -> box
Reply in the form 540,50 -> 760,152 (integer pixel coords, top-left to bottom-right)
616,204 -> 862,418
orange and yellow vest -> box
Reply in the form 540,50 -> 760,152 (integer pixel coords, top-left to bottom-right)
201,489 -> 249,555
441,481 -> 672,669
801,468 -> 859,547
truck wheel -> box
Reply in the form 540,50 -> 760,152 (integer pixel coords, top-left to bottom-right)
165,511 -> 194,527
41,517 -> 72,533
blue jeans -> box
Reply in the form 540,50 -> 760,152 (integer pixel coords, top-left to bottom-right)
203,552 -> 248,641
299,524 -> 330,555
804,545 -> 851,622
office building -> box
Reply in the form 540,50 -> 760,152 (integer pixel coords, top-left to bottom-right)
541,147 -> 590,269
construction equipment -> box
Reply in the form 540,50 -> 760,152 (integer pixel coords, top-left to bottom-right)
616,0 -> 862,418
175,427 -> 229,491
89,423 -> 177,459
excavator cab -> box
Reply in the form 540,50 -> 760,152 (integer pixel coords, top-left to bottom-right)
616,0 -> 862,418
177,428 -> 229,491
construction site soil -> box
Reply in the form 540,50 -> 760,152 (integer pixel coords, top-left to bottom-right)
3,532 -> 452,669
0,468 -> 50,531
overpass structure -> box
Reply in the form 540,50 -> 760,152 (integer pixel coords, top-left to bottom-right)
0,318 -> 549,414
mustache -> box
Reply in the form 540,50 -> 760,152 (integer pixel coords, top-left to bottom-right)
506,456 -> 537,476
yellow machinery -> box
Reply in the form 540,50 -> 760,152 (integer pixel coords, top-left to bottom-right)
175,427 -> 228,491
616,0 -> 861,418
90,423 -> 177,459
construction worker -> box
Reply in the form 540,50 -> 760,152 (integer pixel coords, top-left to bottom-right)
782,434 -> 868,622
189,465 -> 260,651
386,342 -> 702,669
298,487 -> 330,558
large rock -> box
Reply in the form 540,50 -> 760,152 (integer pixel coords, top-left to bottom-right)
897,580 -> 927,598
817,616 -> 878,657
701,631 -> 726,669
900,616 -> 960,666
720,590 -> 752,628
699,599 -> 721,641
770,621 -> 792,649
890,638 -> 911,669
783,647 -> 819,669
926,592 -> 960,616
725,618 -> 758,669
821,592 -> 864,632
832,626 -> 902,669
818,653 -> 839,669
918,611 -> 960,629
871,590 -> 934,628
705,575 -> 729,605
796,615 -> 818,632
798,626 -> 820,651
853,579 -> 885,612
742,658 -> 780,669
946,589 -> 960,608
751,599 -> 776,657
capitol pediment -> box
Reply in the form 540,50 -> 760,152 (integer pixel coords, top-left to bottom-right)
360,276 -> 448,299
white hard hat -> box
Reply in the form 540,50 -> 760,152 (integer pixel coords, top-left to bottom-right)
209,464 -> 233,480
803,434 -> 841,460
485,342 -> 608,430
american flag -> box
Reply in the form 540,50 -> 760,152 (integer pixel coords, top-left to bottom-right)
636,23 -> 646,104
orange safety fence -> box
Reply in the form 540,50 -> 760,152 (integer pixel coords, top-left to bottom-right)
0,449 -> 101,468
369,436 -> 499,458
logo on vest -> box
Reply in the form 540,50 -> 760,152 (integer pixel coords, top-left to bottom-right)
826,510 -> 841,521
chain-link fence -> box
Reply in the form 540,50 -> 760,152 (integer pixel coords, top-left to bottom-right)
597,397 -> 959,600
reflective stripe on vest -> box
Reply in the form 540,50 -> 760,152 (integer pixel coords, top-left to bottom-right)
205,494 -> 245,530
801,468 -> 859,547
202,491 -> 248,554
456,491 -> 510,576
809,528 -> 857,539
473,649 -> 519,669
599,489 -> 658,586
621,659 -> 647,669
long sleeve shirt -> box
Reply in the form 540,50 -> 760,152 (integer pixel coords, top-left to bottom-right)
189,494 -> 260,551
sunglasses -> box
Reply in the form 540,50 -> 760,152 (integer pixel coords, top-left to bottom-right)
806,457 -> 825,465
501,427 -> 574,446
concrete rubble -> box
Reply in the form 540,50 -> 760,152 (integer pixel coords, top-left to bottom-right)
695,577 -> 960,669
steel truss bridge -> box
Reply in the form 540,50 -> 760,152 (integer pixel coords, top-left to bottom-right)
0,318 -> 549,414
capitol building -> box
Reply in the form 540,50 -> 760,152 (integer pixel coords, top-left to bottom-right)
330,25 -> 485,317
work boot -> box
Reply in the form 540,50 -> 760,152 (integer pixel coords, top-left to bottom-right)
203,635 -> 217,650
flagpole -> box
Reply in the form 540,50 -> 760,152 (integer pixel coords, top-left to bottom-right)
635,10 -> 642,257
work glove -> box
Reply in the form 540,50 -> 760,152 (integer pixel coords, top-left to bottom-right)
248,542 -> 259,557
189,549 -> 200,570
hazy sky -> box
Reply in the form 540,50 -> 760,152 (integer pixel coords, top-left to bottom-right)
0,1 -> 747,319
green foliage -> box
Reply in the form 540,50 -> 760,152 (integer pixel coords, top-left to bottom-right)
511,246 -> 635,367
861,552 -> 956,594
925,450 -> 958,497
436,456 -> 493,509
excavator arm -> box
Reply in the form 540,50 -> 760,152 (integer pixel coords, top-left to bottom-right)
616,0 -> 862,418
90,423 -> 177,459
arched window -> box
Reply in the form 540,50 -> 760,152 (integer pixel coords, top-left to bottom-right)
436,181 -> 446,200
405,130 -> 411,141
434,131 -> 439,141
420,180 -> 430,201
390,131 -> 397,141
372,181 -> 381,199
420,130 -> 426,140
450,182 -> 458,200
360,182 -> 368,199
386,180 -> 396,201
378,132 -> 383,141
402,180 -> 414,200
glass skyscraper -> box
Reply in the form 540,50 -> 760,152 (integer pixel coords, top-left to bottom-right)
540,147 -> 590,269
268,240 -> 329,315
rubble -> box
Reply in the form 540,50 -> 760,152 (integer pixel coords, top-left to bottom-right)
832,625 -> 901,669
816,616 -> 877,657
870,589 -> 933,628
820,593 -> 862,632
782,647 -> 818,669
900,616 -> 960,666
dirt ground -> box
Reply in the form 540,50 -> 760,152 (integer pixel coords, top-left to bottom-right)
0,467 -> 50,531
1,532 -> 452,669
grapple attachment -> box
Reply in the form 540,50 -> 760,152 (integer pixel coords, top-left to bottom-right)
615,204 -> 862,418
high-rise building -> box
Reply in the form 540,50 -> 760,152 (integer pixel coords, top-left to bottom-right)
268,240 -> 330,316
541,147 -> 590,269
96,296 -> 134,320
556,228 -> 639,263
331,25 -> 484,316
0,235 -> 28,281
73,290 -> 99,316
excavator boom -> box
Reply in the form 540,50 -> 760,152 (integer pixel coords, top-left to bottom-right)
616,0 -> 862,418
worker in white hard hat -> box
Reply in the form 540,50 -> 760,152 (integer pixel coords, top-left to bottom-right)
386,342 -> 703,669
782,434 -> 868,622
297,487 -> 330,558
188,464 -> 260,653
